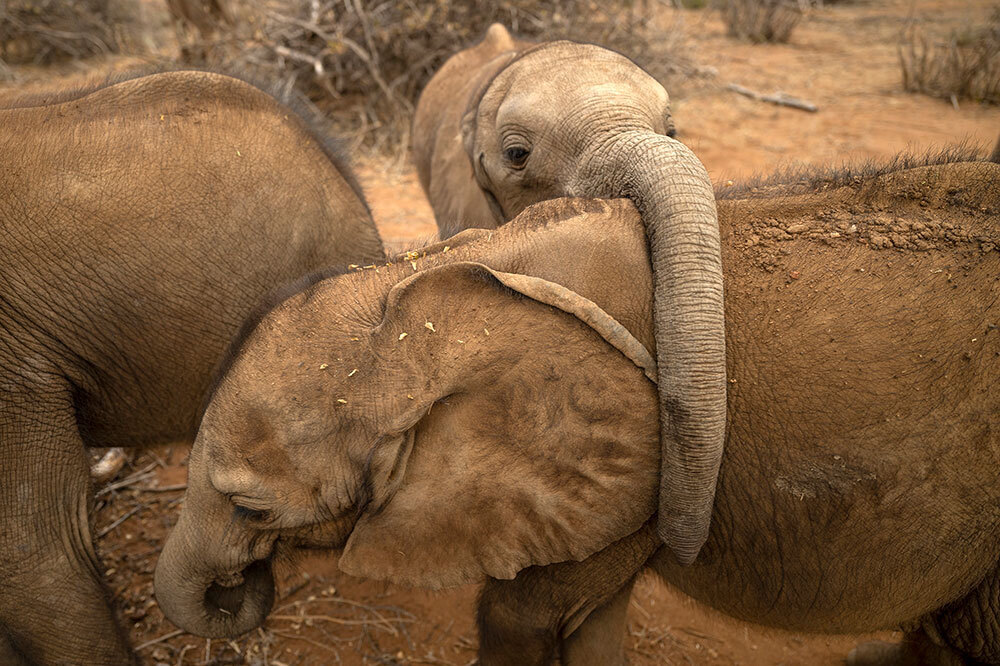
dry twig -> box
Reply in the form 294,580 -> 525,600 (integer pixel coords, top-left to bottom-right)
96,461 -> 159,496
135,629 -> 185,650
96,504 -> 144,538
726,83 -> 818,112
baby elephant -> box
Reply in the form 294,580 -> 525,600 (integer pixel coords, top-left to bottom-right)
154,152 -> 999,665
415,23 -> 727,563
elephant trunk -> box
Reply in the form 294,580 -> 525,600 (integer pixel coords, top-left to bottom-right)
578,131 -> 726,565
154,502 -> 275,638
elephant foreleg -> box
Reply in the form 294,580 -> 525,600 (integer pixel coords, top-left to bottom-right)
0,375 -> 133,665
477,522 -> 659,666
923,557 -> 1000,665
561,577 -> 636,666
848,631 -> 965,666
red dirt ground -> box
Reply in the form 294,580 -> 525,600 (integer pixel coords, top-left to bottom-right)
5,0 -> 999,663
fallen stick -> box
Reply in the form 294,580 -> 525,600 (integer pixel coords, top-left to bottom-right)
271,613 -> 414,629
97,504 -> 144,538
135,483 -> 188,493
726,83 -> 818,112
134,629 -> 184,650
95,465 -> 157,496
270,631 -> 342,655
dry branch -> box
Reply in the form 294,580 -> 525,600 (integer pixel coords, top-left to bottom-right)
135,483 -> 188,492
96,504 -> 144,538
134,629 -> 185,651
726,83 -> 818,112
95,461 -> 159,496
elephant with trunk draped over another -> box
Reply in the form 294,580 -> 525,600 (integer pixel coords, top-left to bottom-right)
413,22 -> 726,565
0,70 -> 383,664
154,150 -> 999,665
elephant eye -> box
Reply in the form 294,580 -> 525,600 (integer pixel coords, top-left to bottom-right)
504,146 -> 530,168
233,504 -> 270,523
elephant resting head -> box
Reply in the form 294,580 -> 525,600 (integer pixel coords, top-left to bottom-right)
153,200 -> 663,639
416,24 -> 727,563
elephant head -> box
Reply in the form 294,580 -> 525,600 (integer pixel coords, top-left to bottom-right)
153,222 -> 665,636
415,25 -> 726,563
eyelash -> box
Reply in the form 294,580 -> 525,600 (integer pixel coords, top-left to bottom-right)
504,146 -> 529,166
233,505 -> 270,523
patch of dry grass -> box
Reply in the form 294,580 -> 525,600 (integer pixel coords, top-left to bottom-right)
899,9 -> 1000,105
2,1 -> 701,151
206,0 -> 691,152
722,0 -> 803,43
0,0 -> 118,64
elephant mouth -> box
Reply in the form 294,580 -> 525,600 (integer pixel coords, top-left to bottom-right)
202,558 -> 275,630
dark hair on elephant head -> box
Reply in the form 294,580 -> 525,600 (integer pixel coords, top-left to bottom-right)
0,67 -> 369,213
717,141 -> 992,200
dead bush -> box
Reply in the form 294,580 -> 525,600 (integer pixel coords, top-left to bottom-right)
204,0 -> 692,152
899,9 -> 1000,105
723,0 -> 802,43
0,0 -> 118,64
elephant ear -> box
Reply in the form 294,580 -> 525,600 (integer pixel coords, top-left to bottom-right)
339,262 -> 660,589
459,53 -> 519,225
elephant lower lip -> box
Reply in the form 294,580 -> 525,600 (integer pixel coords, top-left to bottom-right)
203,558 -> 275,626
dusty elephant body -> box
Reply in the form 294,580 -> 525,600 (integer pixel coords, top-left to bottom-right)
414,23 -> 726,564
155,154 -> 999,664
0,71 -> 383,664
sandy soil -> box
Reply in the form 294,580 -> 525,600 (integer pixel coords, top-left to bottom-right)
5,0 -> 999,663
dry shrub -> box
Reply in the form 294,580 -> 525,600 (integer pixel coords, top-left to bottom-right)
208,0 -> 691,151
723,0 -> 802,43
166,0 -> 235,61
899,10 -> 1000,105
0,0 -> 118,64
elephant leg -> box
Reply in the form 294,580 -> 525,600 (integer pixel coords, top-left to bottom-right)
848,631 -> 965,666
850,560 -> 1000,666
0,377 -> 133,665
560,577 -> 636,666
923,558 -> 1000,665
477,523 -> 659,666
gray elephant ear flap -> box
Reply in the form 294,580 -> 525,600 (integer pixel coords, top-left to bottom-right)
460,97 -> 507,224
339,261 -> 660,589
460,106 -> 477,163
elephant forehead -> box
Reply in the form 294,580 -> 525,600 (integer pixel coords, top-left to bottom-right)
510,44 -> 664,94
492,73 -> 668,132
